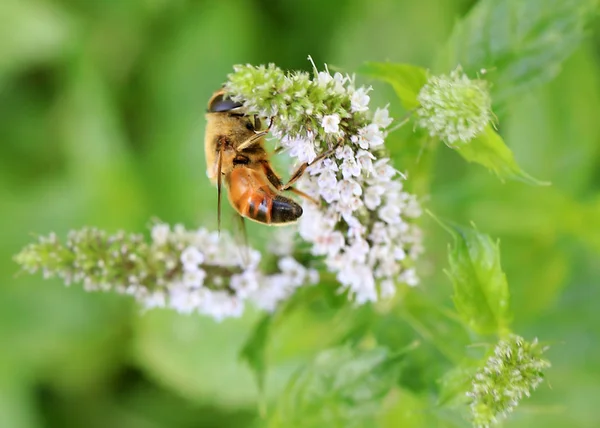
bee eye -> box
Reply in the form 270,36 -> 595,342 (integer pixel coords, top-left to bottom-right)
245,122 -> 254,131
208,94 -> 243,112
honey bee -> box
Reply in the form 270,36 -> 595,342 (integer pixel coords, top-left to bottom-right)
204,88 -> 330,229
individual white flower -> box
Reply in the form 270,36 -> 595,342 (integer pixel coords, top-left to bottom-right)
393,246 -> 407,261
355,124 -> 384,149
322,114 -> 341,134
371,158 -> 397,182
151,223 -> 170,246
237,248 -> 262,269
351,87 -> 371,112
309,157 -> 338,176
332,72 -> 347,94
340,264 -> 377,304
338,179 -> 362,202
168,283 -> 203,314
335,145 -> 354,160
347,220 -> 366,241
373,106 -> 393,128
364,184 -> 385,210
379,204 -> 402,225
182,268 -> 207,289
298,205 -> 328,241
335,196 -> 363,219
316,70 -> 333,87
249,276 -> 293,312
340,156 -> 361,179
346,238 -> 370,264
230,270 -> 260,298
355,150 -> 375,176
180,246 -> 205,272
312,230 -> 346,257
320,185 -> 340,204
278,256 -> 308,287
317,168 -> 338,189
400,268 -> 419,287
284,135 -> 317,164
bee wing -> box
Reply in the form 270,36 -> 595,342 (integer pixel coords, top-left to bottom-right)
232,214 -> 251,267
217,138 -> 224,234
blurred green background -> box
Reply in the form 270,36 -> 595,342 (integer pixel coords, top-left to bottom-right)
1,0 -> 600,427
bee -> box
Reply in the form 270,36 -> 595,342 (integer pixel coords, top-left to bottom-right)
204,88 -> 331,229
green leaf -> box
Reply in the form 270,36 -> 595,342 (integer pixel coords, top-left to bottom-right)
359,62 -> 428,109
432,216 -> 511,336
270,346 -> 402,428
399,291 -> 471,364
240,313 -> 272,395
378,388 -> 431,428
454,125 -> 550,186
442,0 -> 598,110
437,362 -> 479,407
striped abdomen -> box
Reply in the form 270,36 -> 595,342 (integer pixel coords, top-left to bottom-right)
227,167 -> 303,225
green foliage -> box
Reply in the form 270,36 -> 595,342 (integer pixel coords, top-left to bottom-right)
269,346 -> 402,428
454,125 -> 550,186
442,0 -> 599,111
360,62 -> 428,109
240,313 -> 273,395
438,218 -> 511,336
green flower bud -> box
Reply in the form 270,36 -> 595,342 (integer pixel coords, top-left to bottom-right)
467,334 -> 551,427
416,66 -> 492,145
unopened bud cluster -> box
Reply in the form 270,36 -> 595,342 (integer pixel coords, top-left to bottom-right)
15,224 -> 317,321
467,334 -> 551,427
225,58 -> 423,303
416,66 -> 492,145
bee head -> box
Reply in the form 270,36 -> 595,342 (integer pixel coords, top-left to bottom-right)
208,92 -> 244,113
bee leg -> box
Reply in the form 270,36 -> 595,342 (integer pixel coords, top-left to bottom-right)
285,187 -> 320,205
260,160 -> 319,205
280,141 -> 342,191
236,131 -> 269,151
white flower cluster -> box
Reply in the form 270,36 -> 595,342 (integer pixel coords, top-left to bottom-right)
132,223 -> 318,320
70,223 -> 318,321
271,68 -> 423,304
416,66 -> 492,145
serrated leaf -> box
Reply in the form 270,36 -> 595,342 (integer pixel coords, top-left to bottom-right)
270,346 -> 402,428
454,125 -> 549,186
433,217 -> 511,336
359,62 -> 428,109
240,313 -> 272,395
442,0 -> 598,110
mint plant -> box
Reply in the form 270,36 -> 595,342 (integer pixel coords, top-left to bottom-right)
14,0 -> 598,426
